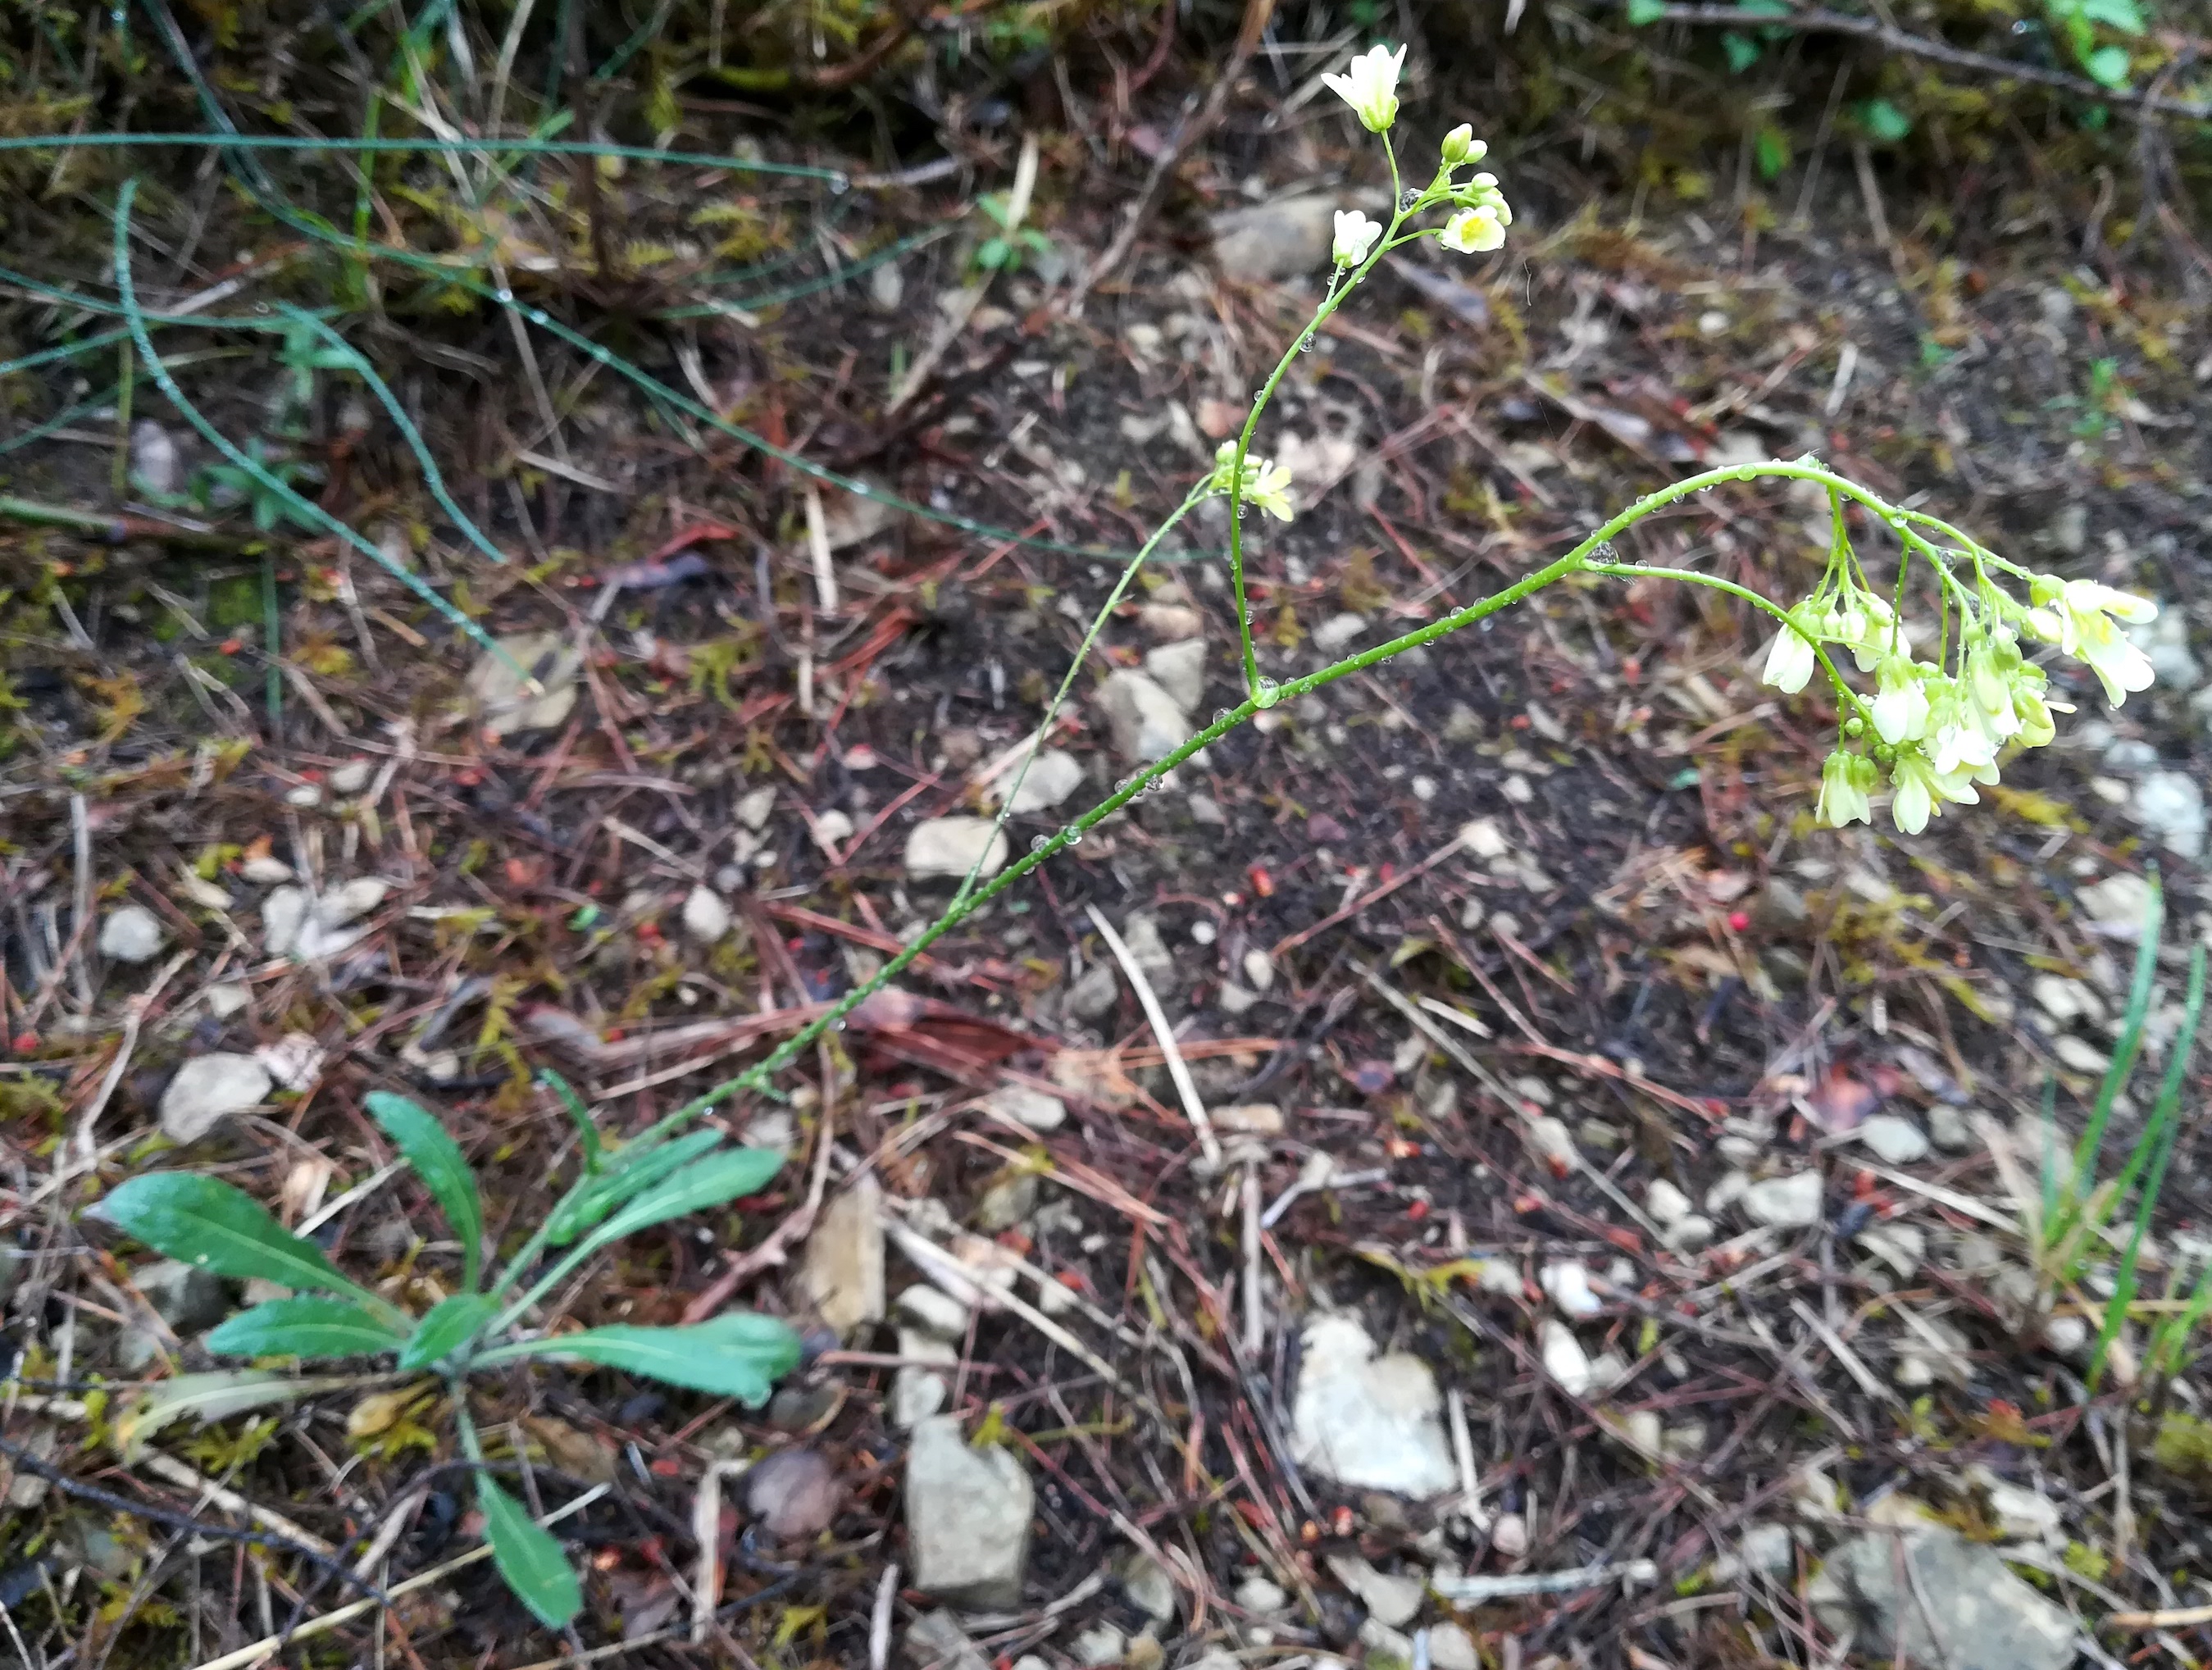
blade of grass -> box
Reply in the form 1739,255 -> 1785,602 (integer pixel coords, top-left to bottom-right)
112,180 -> 520,678
2090,944 -> 2205,1386
2055,877 -> 2164,1245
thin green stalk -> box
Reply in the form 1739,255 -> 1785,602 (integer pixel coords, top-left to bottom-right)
1226,184 -> 1407,696
2057,880 -> 2165,1246
261,552 -> 284,728
269,303 -> 509,567
2090,944 -> 2205,1387
112,180 -> 521,679
0,130 -> 849,181
948,485 -> 1208,919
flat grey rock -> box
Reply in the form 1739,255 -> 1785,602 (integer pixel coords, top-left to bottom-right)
1809,1527 -> 2075,1670
905,817 -> 1009,881
1290,1315 -> 1457,1497
800,1175 -> 884,1338
160,1052 -> 274,1144
99,905 -> 166,964
1096,670 -> 1194,763
906,1415 -> 1031,1607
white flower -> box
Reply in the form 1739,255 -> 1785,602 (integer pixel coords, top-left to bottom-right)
1245,457 -> 1296,521
1322,43 -> 1404,134
1891,750 -> 1938,835
2035,576 -> 2159,706
1440,125 -> 1483,166
1928,709 -> 1996,776
1759,609 -> 1818,694
1816,750 -> 1875,828
1963,639 -> 2021,742
1832,593 -> 1896,671
1870,658 -> 1932,745
1332,209 -> 1382,268
1439,206 -> 1505,253
2014,687 -> 2057,748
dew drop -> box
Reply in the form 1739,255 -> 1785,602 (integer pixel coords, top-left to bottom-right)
1030,835 -> 1049,853
495,287 -> 514,303
1252,676 -> 1282,711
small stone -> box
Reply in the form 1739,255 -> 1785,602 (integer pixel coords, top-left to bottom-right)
1313,612 -> 1368,654
906,1415 -> 1032,1607
119,1257 -> 235,1372
1236,1575 -> 1289,1615
1808,1527 -> 2075,1670
285,785 -> 323,808
975,1172 -> 1038,1232
1243,949 -> 1276,992
1326,1553 -> 1423,1627
1856,1222 -> 1926,1278
468,630 -> 582,735
204,983 -> 252,1019
1522,1116 -> 1576,1173
2054,1035 -> 2110,1073
1139,602 -> 1204,641
262,886 -> 308,956
2134,769 -> 2206,858
736,786 -> 777,831
1646,1179 -> 1692,1225
1665,1215 -> 1716,1251
1290,1314 -> 1457,1497
1491,1513 -> 1529,1558
904,1612 -> 989,1670
2077,871 -> 2157,936
329,759 -> 374,796
801,1175 -> 884,1339
1066,961 -> 1120,1021
682,885 -> 732,944
1005,749 -> 1086,815
241,853 -> 293,883
257,1032 -> 325,1092
1359,1618 -> 1415,1670
1741,1172 -> 1823,1228
1540,1261 -> 1602,1319
2132,607 -> 2200,688
1143,639 -> 1208,713
159,1053 -> 275,1144
1210,193 -> 1337,280
892,1330 -> 957,1428
812,809 -> 855,849
1097,670 -> 1195,762
1187,792 -> 1227,825
1730,1523 -> 1797,1579
1928,1104 -> 1974,1151
1213,1103 -> 1284,1136
2032,974 -> 2096,1024
896,1285 -> 972,1340
744,1449 -> 844,1541
1427,1624 -> 1478,1670
1540,1321 -> 1593,1396
1120,1549 -> 1178,1622
2041,1313 -> 2090,1358
1856,1115 -> 1930,1165
1460,817 -> 1509,859
1071,1625 -> 1126,1667
905,817 -> 1009,881
99,905 -> 166,964
990,1083 -> 1067,1131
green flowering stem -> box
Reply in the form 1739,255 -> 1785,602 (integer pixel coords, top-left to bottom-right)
631,454 -> 1905,1150
1224,156 -> 1417,699
1583,560 -> 1874,725
937,483 -> 1210,921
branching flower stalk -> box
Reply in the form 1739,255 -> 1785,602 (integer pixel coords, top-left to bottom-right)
628,39 -> 2160,1153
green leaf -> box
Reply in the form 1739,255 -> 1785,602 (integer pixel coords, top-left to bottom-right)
544,1130 -> 724,1247
476,1474 -> 582,1628
96,1174 -> 389,1314
366,1091 -> 485,1289
1859,98 -> 1914,143
580,1147 -> 784,1255
538,1071 -> 603,1173
112,1369 -> 322,1463
1626,0 -> 1666,21
398,1293 -> 502,1371
1755,125 -> 1791,181
478,1313 -> 802,1405
2085,43 -> 2131,87
2078,0 -> 2143,34
205,1298 -> 403,1361
1720,30 -> 1759,72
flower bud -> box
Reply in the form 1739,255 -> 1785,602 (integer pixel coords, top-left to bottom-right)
1440,125 -> 1481,166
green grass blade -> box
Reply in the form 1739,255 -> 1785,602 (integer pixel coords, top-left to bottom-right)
2061,876 -> 2164,1235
